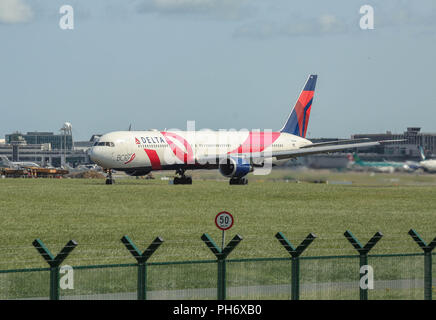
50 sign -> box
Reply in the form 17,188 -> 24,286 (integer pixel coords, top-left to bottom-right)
215,211 -> 234,231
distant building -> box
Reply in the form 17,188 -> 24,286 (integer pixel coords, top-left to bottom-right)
352,127 -> 436,158
2,126 -> 97,167
5,131 -> 73,150
0,143 -> 88,167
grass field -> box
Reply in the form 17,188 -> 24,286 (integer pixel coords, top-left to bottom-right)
1,169 -> 436,270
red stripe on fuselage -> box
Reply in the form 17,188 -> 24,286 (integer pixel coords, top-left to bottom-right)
144,149 -> 162,170
228,132 -> 281,154
161,132 -> 194,164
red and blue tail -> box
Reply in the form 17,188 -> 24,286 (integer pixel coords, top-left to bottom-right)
280,74 -> 317,138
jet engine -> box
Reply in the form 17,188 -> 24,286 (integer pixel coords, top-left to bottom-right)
219,157 -> 252,178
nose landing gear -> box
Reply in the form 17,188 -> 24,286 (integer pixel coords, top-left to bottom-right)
105,169 -> 114,185
173,168 -> 192,185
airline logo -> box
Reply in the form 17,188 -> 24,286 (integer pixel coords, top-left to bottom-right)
281,74 -> 317,138
115,153 -> 136,164
136,136 -> 166,144
124,153 -> 136,164
137,132 -> 196,169
292,78 -> 316,138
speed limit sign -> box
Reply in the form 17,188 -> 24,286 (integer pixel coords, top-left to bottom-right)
215,211 -> 234,231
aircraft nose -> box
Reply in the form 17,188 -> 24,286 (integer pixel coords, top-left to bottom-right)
89,147 -> 101,164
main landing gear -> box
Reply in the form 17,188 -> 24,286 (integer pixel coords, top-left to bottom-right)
173,168 -> 192,185
229,177 -> 248,185
105,169 -> 114,185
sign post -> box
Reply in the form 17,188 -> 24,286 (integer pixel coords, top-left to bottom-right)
215,211 -> 234,250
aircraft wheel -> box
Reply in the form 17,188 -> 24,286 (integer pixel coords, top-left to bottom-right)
229,177 -> 248,185
105,179 -> 114,185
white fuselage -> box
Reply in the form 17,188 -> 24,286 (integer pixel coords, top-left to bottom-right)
420,159 -> 436,172
90,130 -> 311,172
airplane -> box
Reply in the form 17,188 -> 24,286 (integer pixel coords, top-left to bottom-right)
347,153 -> 411,173
0,155 -> 40,169
418,146 -> 436,172
89,74 -> 399,185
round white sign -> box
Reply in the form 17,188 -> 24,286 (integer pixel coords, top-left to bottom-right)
215,211 -> 234,231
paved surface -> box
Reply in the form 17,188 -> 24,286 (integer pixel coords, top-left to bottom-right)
41,279 -> 435,300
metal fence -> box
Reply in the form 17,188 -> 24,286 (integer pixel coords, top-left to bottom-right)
0,230 -> 435,300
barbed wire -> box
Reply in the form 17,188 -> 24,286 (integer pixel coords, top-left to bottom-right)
0,232 -> 434,250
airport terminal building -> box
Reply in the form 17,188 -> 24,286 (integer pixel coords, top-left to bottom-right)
351,127 -> 436,159
5,131 -> 73,150
1,127 -> 94,167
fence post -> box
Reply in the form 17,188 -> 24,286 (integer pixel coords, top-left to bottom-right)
408,229 -> 436,300
201,233 -> 243,300
121,235 -> 164,300
32,239 -> 78,300
275,232 -> 316,300
344,230 -> 383,300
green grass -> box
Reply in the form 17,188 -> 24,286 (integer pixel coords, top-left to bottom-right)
1,170 -> 436,270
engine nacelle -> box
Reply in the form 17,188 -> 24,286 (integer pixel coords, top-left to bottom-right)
219,157 -> 252,178
124,169 -> 152,176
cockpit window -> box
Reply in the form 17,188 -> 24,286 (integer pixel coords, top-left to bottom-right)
94,142 -> 115,147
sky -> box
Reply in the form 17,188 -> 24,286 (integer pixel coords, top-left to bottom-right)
0,0 -> 435,141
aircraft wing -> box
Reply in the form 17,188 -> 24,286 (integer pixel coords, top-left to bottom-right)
299,138 -> 370,148
196,140 -> 399,164
271,141 -> 381,159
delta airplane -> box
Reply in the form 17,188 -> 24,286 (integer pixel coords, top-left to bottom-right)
90,75 -> 397,185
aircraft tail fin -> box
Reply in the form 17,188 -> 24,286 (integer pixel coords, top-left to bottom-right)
418,146 -> 426,161
280,74 -> 317,138
0,155 -> 10,164
0,156 -> 11,167
353,153 -> 362,163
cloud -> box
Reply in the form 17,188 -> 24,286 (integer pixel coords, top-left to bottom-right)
135,0 -> 252,19
0,0 -> 33,24
234,14 -> 349,39
376,3 -> 436,32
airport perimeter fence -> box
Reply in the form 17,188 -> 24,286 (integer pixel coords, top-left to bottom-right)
0,230 -> 435,300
